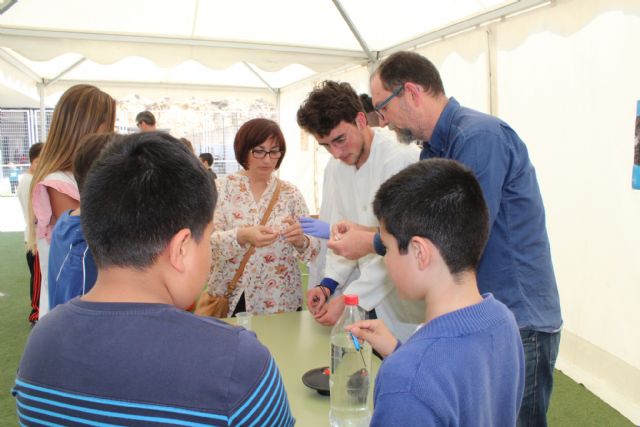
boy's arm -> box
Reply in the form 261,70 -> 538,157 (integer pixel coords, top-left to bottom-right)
229,333 -> 295,426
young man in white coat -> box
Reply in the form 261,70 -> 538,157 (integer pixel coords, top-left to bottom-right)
297,80 -> 423,342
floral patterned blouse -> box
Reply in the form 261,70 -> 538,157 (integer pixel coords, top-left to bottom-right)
207,172 -> 320,316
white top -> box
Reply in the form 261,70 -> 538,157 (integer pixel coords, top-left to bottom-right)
324,129 -> 425,342
16,173 -> 33,243
308,158 -> 360,293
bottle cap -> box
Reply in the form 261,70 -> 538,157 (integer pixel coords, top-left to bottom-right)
343,294 -> 359,306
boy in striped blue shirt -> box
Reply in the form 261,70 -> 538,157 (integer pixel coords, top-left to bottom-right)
13,132 -> 294,427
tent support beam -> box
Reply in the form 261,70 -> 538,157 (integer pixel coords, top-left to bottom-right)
381,0 -> 552,57
486,28 -> 498,116
331,0 -> 376,64
242,61 -> 278,95
37,82 -> 46,141
0,48 -> 40,82
0,27 -> 367,60
47,79 -> 275,94
44,57 -> 86,87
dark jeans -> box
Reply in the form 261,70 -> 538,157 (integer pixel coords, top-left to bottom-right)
26,250 -> 40,323
517,329 -> 561,427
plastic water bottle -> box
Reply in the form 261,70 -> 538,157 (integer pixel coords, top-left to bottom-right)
329,294 -> 372,427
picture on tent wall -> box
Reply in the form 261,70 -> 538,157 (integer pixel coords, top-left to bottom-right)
634,100 -> 640,190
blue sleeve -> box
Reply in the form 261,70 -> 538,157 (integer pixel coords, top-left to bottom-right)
229,331 -> 295,427
320,277 -> 339,294
371,392 -> 442,427
373,232 -> 386,256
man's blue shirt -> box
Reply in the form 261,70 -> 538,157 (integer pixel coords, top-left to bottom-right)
421,97 -> 562,332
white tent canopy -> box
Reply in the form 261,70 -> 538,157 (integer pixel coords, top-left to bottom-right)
0,0 -> 548,106
2,1 -> 640,424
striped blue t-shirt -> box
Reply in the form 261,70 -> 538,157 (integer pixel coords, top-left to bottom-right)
13,299 -> 294,426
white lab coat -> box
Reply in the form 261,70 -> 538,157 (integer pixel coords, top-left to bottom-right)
324,130 -> 425,342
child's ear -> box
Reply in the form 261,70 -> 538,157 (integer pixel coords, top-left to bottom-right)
168,228 -> 192,273
411,237 -> 431,270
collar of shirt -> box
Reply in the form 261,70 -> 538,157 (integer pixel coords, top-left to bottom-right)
421,96 -> 460,158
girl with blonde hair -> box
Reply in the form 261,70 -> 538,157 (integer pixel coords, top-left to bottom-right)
29,84 -> 116,318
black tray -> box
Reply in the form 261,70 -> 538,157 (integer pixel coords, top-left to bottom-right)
302,366 -> 330,396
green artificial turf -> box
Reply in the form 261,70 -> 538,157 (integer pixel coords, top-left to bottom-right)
0,231 -> 633,425
0,232 -> 33,425
548,370 -> 634,426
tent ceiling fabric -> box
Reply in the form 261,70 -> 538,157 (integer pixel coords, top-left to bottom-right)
0,0 -> 542,99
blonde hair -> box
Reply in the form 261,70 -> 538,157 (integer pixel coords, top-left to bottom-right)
27,84 -> 116,250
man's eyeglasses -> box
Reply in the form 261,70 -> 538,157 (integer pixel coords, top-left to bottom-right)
374,85 -> 404,120
251,148 -> 283,159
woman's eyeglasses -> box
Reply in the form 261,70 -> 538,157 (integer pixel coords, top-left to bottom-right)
251,148 -> 283,159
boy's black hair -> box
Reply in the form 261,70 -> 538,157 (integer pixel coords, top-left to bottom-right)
199,153 -> 214,167
373,159 -> 489,274
136,110 -> 156,126
296,80 -> 364,137
73,132 -> 117,193
28,142 -> 44,162
81,131 -> 217,269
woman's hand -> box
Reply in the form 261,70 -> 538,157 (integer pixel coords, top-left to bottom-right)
237,226 -> 278,248
281,217 -> 308,251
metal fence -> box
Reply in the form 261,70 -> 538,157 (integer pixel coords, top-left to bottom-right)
0,107 -> 274,194
0,108 -> 53,194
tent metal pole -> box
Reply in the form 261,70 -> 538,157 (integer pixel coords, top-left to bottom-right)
0,48 -> 40,81
380,0 -> 551,57
44,57 -> 86,87
331,0 -> 376,64
276,90 -> 281,125
50,79 -> 274,94
242,61 -> 278,95
486,28 -> 498,116
0,27 -> 367,60
37,82 -> 46,142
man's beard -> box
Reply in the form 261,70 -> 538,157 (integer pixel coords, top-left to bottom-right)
389,124 -> 416,144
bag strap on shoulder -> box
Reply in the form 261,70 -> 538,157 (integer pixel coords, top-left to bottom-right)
224,179 -> 282,298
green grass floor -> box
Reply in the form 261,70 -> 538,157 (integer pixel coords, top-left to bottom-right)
0,231 -> 633,425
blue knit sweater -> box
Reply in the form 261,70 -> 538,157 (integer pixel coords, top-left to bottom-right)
371,294 -> 524,427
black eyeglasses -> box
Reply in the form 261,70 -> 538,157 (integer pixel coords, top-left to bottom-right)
374,85 -> 404,120
251,148 -> 283,159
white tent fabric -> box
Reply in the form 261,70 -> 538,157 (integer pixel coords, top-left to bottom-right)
2,0 -> 640,424
0,0 -> 544,106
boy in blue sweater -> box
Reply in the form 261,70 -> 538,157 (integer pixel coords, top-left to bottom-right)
14,132 -> 294,426
48,132 -> 116,310
348,159 -> 525,426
